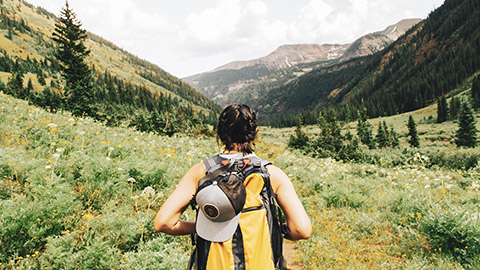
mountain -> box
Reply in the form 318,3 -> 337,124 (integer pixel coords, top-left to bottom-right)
255,0 -> 480,126
341,19 -> 422,60
184,19 -> 421,105
214,44 -> 349,72
0,0 -> 220,134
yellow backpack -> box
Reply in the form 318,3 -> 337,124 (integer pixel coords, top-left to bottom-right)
189,156 -> 287,270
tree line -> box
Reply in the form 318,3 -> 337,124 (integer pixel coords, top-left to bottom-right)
289,99 -> 478,163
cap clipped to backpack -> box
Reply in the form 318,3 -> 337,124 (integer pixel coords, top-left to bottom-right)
195,170 -> 246,242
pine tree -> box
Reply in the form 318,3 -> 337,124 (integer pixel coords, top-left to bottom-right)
356,105 -> 375,149
455,101 -> 477,147
25,78 -> 33,98
437,95 -> 448,123
6,72 -> 24,98
472,75 -> 480,110
37,69 -> 46,86
52,2 -> 96,117
375,121 -> 388,148
449,96 -> 461,120
407,116 -> 420,147
382,121 -> 390,143
288,117 -> 309,150
389,127 -> 400,148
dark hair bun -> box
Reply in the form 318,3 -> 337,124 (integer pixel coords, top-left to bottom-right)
217,103 -> 257,154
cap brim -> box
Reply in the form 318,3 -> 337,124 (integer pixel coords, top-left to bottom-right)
196,210 -> 241,242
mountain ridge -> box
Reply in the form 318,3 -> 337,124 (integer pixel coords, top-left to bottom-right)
213,43 -> 349,72
183,18 -> 421,105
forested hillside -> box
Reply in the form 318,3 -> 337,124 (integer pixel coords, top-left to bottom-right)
344,0 -> 480,117
256,0 -> 480,126
0,0 -> 220,135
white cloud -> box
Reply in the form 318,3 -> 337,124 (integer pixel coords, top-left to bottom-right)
181,0 -> 241,47
176,0 -> 286,65
288,0 -> 335,43
26,0 -> 445,77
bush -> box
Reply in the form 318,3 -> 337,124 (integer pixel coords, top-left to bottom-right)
119,236 -> 191,269
288,123 -> 309,150
0,182 -> 82,262
419,206 -> 480,265
386,192 -> 428,227
428,149 -> 479,170
39,233 -> 122,270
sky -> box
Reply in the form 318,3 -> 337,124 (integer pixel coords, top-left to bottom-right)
26,0 -> 445,78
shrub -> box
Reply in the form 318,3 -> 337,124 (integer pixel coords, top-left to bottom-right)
288,129 -> 309,150
119,236 -> 190,270
428,149 -> 480,170
39,233 -> 122,270
386,192 -> 428,226
419,206 -> 480,265
0,182 -> 82,262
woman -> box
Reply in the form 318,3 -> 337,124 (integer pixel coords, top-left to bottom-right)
154,103 -> 311,269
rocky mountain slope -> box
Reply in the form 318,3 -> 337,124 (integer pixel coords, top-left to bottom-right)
341,18 -> 422,60
214,43 -> 349,72
184,19 -> 421,105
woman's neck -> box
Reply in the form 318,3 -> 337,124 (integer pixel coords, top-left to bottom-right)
222,142 -> 255,155
222,144 -> 243,154
222,149 -> 242,154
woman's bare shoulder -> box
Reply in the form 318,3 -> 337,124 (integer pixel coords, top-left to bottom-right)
266,164 -> 290,191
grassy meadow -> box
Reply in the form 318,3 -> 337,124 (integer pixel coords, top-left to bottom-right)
1,91 -> 480,269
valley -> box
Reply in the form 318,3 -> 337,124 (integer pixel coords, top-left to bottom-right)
1,0 -> 480,269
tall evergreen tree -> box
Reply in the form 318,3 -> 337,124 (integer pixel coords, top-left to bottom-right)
375,121 -> 388,148
382,121 -> 390,143
455,101 -> 477,148
407,116 -> 420,147
389,127 -> 400,148
449,96 -> 461,120
25,78 -> 33,98
52,2 -> 96,117
356,105 -> 375,149
5,72 -> 24,98
437,95 -> 448,123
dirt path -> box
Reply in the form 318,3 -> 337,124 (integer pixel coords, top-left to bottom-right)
283,240 -> 303,270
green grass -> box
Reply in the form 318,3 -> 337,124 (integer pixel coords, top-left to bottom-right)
1,91 -> 480,269
0,92 -> 216,269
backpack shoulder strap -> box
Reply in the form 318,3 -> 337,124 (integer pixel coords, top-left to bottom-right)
203,155 -> 225,174
247,156 -> 271,169
250,157 -> 288,270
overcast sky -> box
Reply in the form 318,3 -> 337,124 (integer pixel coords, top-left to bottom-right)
27,0 -> 444,78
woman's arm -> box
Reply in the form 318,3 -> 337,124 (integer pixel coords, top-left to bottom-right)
153,162 -> 205,235
268,165 -> 312,240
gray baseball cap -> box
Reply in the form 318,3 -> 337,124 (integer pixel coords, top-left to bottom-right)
195,174 -> 246,242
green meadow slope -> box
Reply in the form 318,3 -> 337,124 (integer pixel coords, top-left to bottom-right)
2,88 -> 480,269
